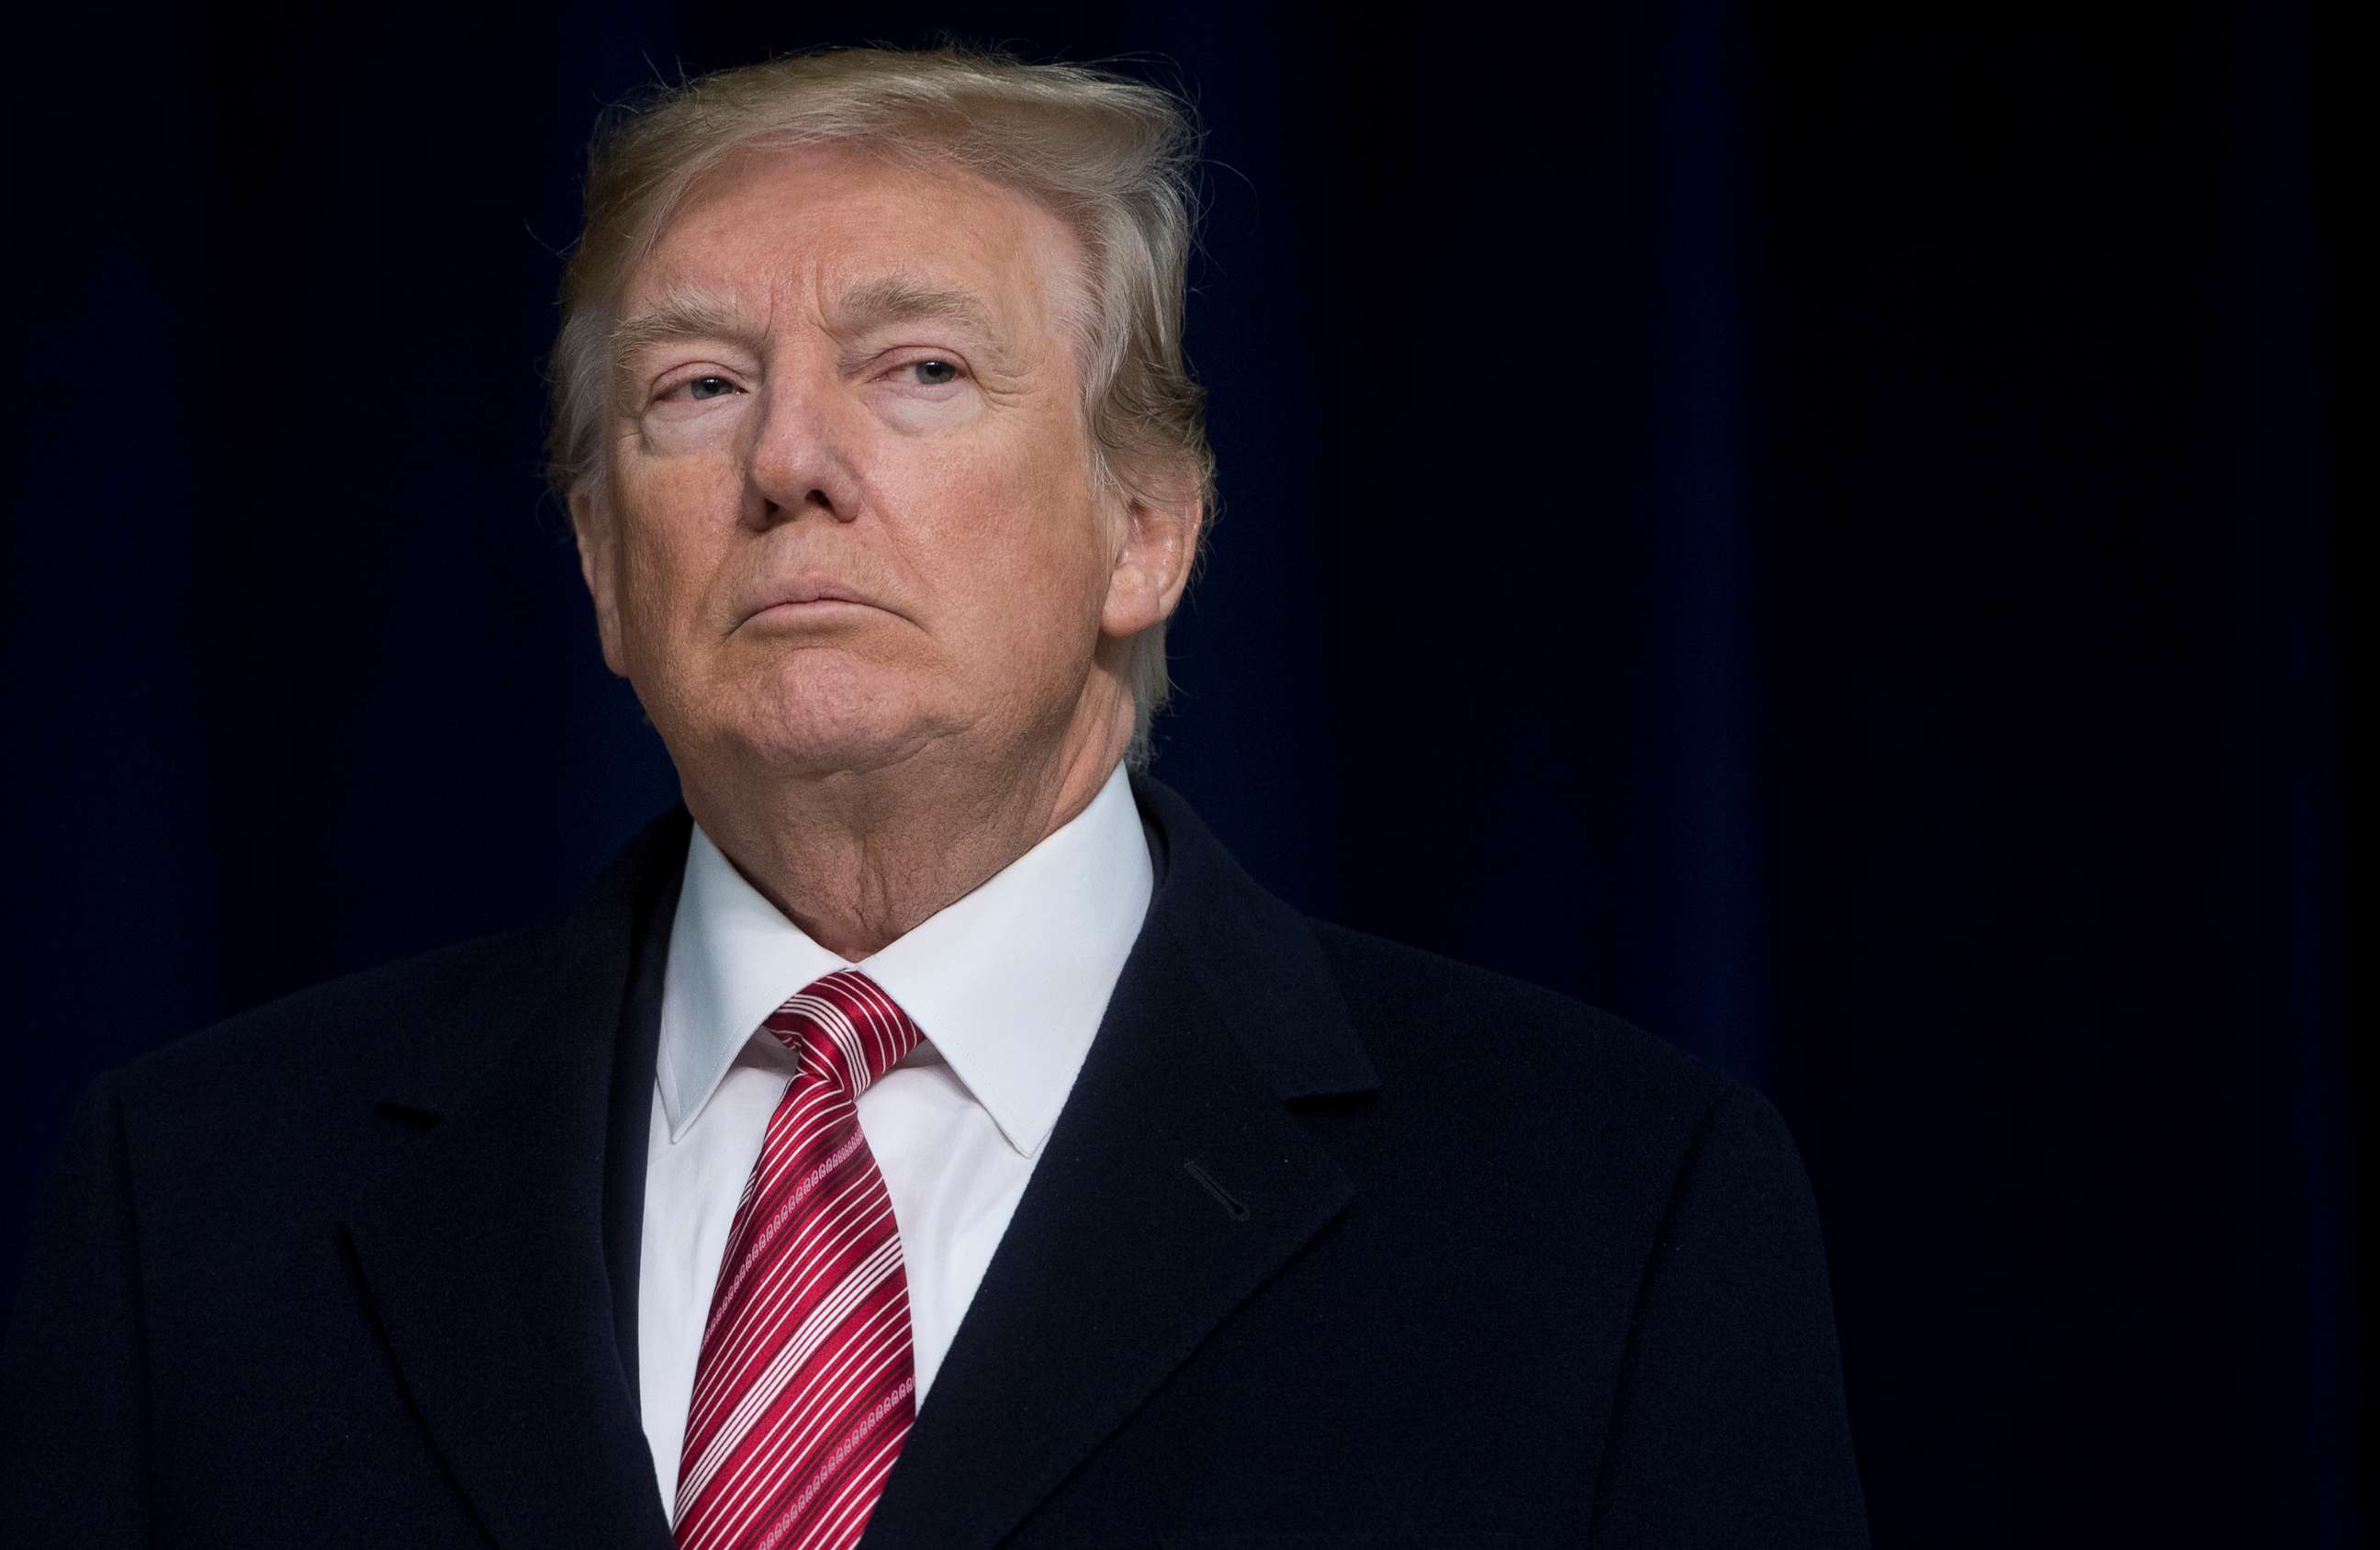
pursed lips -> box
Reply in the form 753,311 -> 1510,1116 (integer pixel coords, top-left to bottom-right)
736,575 -> 895,629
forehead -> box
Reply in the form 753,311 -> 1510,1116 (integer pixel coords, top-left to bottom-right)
622,140 -> 1085,335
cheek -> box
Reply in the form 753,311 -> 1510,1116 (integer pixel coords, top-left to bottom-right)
616,530 -> 677,642
905,439 -> 1106,635
612,468 -> 735,648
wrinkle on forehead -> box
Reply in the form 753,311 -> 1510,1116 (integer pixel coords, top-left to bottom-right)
615,141 -> 1091,383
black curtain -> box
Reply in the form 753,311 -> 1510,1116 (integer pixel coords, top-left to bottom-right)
5,4 -> 2356,1544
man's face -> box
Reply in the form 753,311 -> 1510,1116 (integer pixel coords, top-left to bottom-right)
573,141 -> 1163,786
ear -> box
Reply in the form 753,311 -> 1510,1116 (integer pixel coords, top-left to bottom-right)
1098,459 -> 1204,640
567,479 -> 629,678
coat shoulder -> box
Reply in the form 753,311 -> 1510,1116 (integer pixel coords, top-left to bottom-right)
1307,918 -> 1735,1095
1300,916 -> 1790,1169
111,923 -> 544,1122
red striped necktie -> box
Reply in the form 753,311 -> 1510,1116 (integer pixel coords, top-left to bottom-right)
672,969 -> 923,1550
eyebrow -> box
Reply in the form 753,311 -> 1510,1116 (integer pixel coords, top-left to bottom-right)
825,274 -> 1027,380
608,282 -> 764,406
824,275 -> 1005,350
608,273 -> 1024,404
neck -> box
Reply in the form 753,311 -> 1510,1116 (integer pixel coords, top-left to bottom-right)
681,686 -> 1133,960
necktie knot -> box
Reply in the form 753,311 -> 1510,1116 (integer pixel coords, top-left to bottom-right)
758,968 -> 921,1098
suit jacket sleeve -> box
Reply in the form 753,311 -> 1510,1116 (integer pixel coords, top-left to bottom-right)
0,1071 -> 152,1546
1590,1081 -> 1870,1548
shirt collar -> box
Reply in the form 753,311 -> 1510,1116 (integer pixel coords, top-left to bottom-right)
656,760 -> 1154,1157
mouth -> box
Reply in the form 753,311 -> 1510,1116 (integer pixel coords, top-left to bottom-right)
737,576 -> 893,630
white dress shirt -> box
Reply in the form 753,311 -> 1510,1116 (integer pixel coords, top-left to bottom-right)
635,760 -> 1154,1508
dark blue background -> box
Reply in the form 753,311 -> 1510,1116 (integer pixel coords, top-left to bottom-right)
5,3 -> 2358,1544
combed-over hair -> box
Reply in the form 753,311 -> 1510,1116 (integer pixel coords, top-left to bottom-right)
545,44 -> 1214,769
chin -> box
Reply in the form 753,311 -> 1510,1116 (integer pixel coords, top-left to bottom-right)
717,652 -> 949,778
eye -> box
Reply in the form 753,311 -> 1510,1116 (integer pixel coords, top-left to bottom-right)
907,359 -> 960,387
685,376 -> 738,401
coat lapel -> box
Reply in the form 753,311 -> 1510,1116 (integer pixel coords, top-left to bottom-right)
860,775 -> 1379,1550
340,776 -> 1371,1550
343,807 -> 690,1550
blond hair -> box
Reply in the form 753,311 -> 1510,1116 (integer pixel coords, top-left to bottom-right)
546,45 -> 1214,768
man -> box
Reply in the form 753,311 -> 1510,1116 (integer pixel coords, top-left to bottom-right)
0,45 -> 1868,1549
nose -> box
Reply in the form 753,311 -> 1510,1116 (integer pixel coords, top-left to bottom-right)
743,366 -> 866,530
